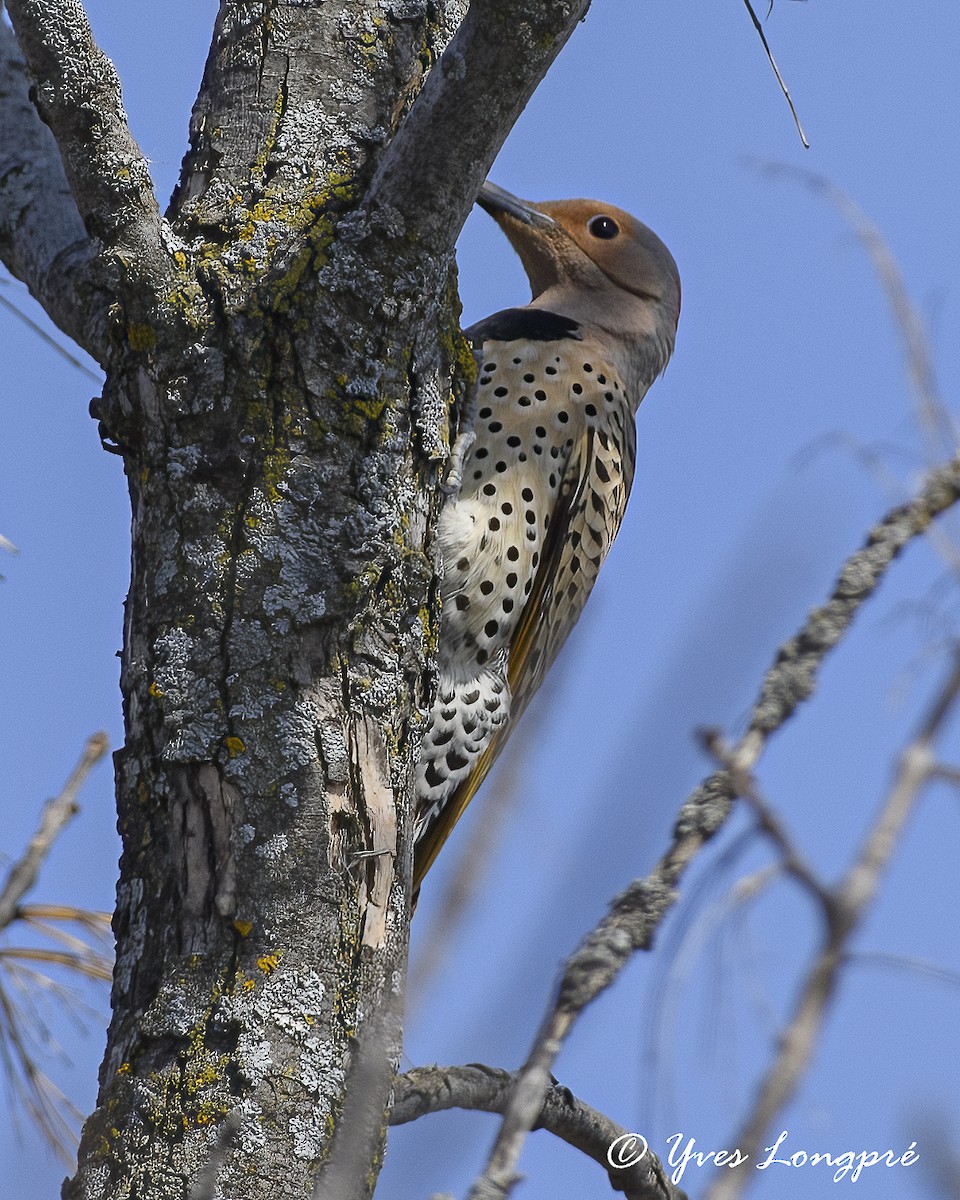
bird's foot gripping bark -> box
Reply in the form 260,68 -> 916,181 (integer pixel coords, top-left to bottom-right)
441,360 -> 478,497
440,423 -> 476,497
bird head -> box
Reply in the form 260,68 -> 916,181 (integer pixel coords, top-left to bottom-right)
477,181 -> 680,396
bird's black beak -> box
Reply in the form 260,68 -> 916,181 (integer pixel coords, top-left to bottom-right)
477,181 -> 556,231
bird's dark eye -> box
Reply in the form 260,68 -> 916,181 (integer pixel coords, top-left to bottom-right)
588,215 -> 619,240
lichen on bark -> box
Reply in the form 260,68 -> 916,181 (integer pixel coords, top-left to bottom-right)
0,0 -> 594,1195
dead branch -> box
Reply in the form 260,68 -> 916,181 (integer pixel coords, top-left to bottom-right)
703,650 -> 960,1200
700,730 -> 829,907
392,1064 -> 684,1200
740,0 -> 808,148
0,732 -> 109,930
0,278 -> 102,380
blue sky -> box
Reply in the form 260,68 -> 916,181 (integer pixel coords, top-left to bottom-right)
2,2 -> 959,1197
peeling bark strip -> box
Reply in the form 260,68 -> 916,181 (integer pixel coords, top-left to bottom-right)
0,0 -> 598,1196
353,717 -> 399,951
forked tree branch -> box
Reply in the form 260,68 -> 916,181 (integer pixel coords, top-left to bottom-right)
4,0 -> 175,300
368,0 -> 591,257
0,12 -> 107,358
391,1065 -> 684,1200
465,450 -> 960,1199
703,652 -> 960,1200
700,730 -> 830,907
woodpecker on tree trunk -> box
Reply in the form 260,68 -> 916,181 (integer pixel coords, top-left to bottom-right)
413,181 -> 681,891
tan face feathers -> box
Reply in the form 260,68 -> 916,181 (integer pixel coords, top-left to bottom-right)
476,181 -> 680,388
537,199 -> 681,315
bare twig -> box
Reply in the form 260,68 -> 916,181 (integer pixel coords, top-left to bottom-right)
464,452 -> 960,1199
0,947 -> 112,982
848,950 -> 960,990
0,279 -> 101,381
700,730 -> 829,907
8,906 -> 112,982
0,732 -> 109,931
0,733 -> 111,1157
392,1064 -> 685,1200
740,0 -> 809,148
0,970 -> 83,1161
645,851 -> 782,1134
703,651 -> 960,1200
753,164 -> 955,461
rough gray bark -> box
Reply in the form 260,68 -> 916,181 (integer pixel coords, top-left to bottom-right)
0,1 -> 591,1197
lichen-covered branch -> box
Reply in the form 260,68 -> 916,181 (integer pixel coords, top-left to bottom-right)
391,1064 -> 684,1200
0,13 -> 108,359
4,0 -> 174,298
465,450 -> 960,1199
369,0 -> 591,258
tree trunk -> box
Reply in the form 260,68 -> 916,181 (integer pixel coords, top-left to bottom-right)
0,1 -> 592,1194
65,238 -> 455,1200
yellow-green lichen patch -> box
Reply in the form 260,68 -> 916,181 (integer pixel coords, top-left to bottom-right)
127,322 -> 157,352
101,1013 -> 233,1146
164,278 -> 211,333
251,81 -> 287,183
453,327 -> 479,389
350,394 -> 387,423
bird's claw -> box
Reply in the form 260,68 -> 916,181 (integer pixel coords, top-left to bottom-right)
440,427 -> 476,496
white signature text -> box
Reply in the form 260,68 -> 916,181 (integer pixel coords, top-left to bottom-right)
607,1129 -> 919,1185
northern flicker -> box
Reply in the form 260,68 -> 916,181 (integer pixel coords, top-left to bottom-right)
413,181 -> 681,890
